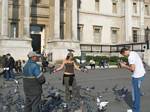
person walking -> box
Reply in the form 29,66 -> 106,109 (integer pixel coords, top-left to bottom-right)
23,51 -> 45,112
54,52 -> 81,102
120,48 -> 145,112
5,53 -> 15,80
21,60 -> 26,72
41,57 -> 49,72
89,59 -> 96,69
15,60 -> 22,74
99,59 -> 105,68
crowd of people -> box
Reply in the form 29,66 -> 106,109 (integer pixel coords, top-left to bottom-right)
1,53 -> 17,80
0,53 -> 51,80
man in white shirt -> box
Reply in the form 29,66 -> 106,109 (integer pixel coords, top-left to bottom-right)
120,48 -> 145,112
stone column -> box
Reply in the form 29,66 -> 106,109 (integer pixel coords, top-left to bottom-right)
140,0 -> 145,42
72,0 -> 78,41
23,0 -> 30,38
125,0 -> 132,42
54,0 -> 60,39
1,0 -> 8,38
19,0 -> 24,38
49,0 -> 55,40
65,0 -> 72,40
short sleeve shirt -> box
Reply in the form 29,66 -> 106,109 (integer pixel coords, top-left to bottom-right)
128,51 -> 145,78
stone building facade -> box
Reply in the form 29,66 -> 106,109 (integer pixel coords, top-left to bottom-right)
0,0 -> 150,61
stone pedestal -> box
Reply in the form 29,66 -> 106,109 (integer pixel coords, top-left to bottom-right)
47,40 -> 81,62
144,49 -> 150,66
0,38 -> 32,60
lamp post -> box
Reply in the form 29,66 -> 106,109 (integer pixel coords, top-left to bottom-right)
145,26 -> 149,49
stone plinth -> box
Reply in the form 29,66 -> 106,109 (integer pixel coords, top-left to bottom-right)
0,38 -> 32,60
48,40 -> 80,62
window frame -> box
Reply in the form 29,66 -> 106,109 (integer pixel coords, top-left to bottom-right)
77,24 -> 84,41
10,22 -> 18,38
133,2 -> 137,14
112,1 -> 118,14
111,27 -> 119,43
93,25 -> 102,44
95,0 -> 100,12
145,4 -> 149,16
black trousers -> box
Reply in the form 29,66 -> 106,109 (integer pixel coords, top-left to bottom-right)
24,95 -> 41,112
63,74 -> 78,101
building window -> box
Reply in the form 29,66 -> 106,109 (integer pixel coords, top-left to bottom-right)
133,2 -> 137,14
60,0 -> 66,40
145,5 -> 149,16
112,2 -> 117,14
95,0 -> 100,12
10,22 -> 18,38
93,26 -> 102,44
132,30 -> 138,42
78,24 -> 84,41
111,28 -> 119,43
60,23 -> 64,39
77,0 -> 81,9
32,0 -> 41,4
60,0 -> 65,8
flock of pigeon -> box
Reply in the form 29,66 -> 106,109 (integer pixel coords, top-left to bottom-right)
0,76 -> 130,112
0,79 -> 25,112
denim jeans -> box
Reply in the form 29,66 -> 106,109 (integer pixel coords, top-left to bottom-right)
5,69 -> 15,80
132,76 -> 144,112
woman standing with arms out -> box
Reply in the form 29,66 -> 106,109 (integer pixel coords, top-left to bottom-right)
54,52 -> 81,102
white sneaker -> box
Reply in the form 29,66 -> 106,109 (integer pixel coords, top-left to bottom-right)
127,109 -> 133,112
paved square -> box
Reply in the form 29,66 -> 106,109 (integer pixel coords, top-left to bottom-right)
0,67 -> 150,112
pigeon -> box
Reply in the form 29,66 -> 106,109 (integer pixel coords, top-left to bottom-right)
67,49 -> 75,52
86,87 -> 90,91
96,96 -> 109,111
90,86 -> 95,90
14,79 -> 19,84
62,102 -> 68,108
14,88 -> 18,93
98,101 -> 109,110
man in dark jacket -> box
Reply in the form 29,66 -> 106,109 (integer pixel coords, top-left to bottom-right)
23,51 -> 46,112
5,53 -> 15,80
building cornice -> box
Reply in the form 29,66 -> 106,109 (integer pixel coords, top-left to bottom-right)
79,10 -> 124,18
79,10 -> 150,19
48,39 -> 80,43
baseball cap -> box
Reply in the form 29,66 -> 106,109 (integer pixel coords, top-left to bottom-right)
28,51 -> 41,58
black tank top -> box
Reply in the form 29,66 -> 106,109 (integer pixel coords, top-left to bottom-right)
64,62 -> 74,73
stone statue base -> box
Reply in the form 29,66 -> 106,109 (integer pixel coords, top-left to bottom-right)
48,40 -> 81,62
0,38 -> 32,60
